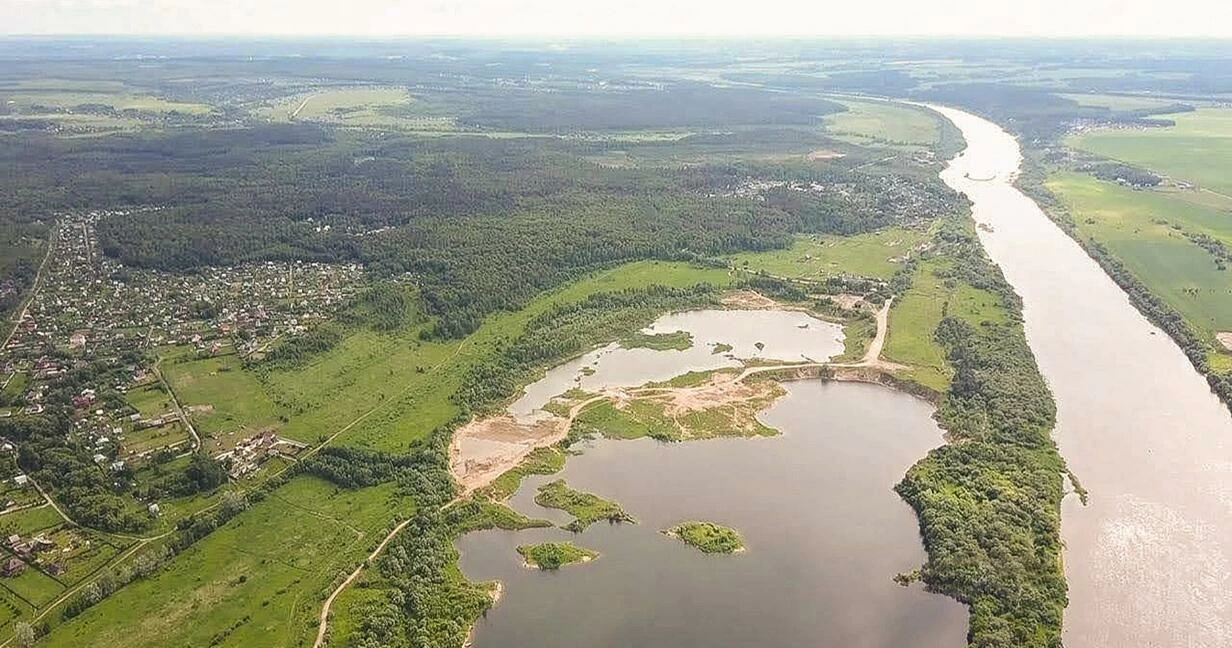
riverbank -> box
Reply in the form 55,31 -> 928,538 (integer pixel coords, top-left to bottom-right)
930,104 -> 1232,647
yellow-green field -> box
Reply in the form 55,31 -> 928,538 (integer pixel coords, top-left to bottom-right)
824,99 -> 943,151
2,91 -> 209,115
728,228 -> 929,280
884,256 -> 1011,391
258,87 -> 453,130
1059,93 -> 1178,111
1068,108 -> 1232,196
1047,172 -> 1232,340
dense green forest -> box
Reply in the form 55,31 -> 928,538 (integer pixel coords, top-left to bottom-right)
896,221 -> 1067,648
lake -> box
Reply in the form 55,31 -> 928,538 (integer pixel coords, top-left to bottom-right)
459,380 -> 968,648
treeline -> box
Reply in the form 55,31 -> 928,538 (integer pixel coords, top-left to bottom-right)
894,218 -> 1067,647
3,116 -> 960,341
1081,162 -> 1161,187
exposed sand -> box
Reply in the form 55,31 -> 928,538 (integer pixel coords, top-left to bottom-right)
720,290 -> 779,310
449,298 -> 904,495
1217,332 -> 1232,352
807,149 -> 845,160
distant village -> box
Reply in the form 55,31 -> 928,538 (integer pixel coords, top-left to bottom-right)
0,210 -> 364,496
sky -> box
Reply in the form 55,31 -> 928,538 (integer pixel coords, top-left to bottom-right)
3,0 -> 1232,38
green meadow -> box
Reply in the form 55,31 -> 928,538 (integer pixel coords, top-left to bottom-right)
43,478 -> 407,648
1047,172 -> 1232,339
729,228 -> 929,281
824,99 -> 943,151
884,256 -> 1012,391
1068,108 -> 1232,196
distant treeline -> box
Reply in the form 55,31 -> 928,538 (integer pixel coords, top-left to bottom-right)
2,121 -> 958,341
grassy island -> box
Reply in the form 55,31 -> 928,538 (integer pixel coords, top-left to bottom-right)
620,330 -> 694,351
665,522 -> 745,554
534,480 -> 635,532
517,542 -> 599,570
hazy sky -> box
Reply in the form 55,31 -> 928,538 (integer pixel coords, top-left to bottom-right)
4,0 -> 1232,37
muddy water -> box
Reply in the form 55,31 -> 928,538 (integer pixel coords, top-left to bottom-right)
458,381 -> 968,648
931,105 -> 1232,647
510,309 -> 843,419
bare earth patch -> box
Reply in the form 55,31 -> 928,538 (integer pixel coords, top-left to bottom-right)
807,149 -> 845,160
721,290 -> 780,310
1217,332 -> 1232,352
450,412 -> 570,495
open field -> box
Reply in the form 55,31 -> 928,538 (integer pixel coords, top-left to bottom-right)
824,99 -> 943,151
0,506 -> 63,537
1068,108 -> 1232,196
43,477 -> 407,648
1046,172 -> 1232,340
257,87 -> 453,130
883,256 -> 1012,390
728,229 -> 929,280
163,351 -> 285,442
1058,93 -> 1179,111
1,91 -> 209,115
124,384 -> 174,419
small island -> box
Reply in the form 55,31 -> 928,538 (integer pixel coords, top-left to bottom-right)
665,521 -> 746,554
517,542 -> 600,570
711,342 -> 734,355
535,479 -> 635,532
619,330 -> 693,351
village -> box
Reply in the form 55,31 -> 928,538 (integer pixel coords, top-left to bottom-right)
0,209 -> 363,518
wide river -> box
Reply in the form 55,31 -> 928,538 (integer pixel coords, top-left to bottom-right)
932,105 -> 1232,647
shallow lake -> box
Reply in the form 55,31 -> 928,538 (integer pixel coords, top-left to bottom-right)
509,309 -> 844,419
458,381 -> 969,648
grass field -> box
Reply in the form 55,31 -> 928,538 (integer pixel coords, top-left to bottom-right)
44,477 -> 407,648
884,256 -> 1012,391
0,506 -> 63,537
2,91 -> 209,115
163,351 -> 285,444
258,87 -> 453,130
729,229 -> 929,281
0,563 -> 65,608
824,99 -> 942,151
1068,108 -> 1232,196
124,384 -> 173,419
1047,172 -> 1232,339
1058,93 -> 1178,111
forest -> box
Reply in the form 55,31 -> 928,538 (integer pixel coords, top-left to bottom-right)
895,221 -> 1066,648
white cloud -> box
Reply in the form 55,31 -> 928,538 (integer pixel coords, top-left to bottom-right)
2,0 -> 1231,37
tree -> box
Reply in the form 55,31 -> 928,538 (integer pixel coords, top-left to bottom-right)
14,621 -> 35,648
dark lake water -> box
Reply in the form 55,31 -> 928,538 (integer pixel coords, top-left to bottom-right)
457,381 -> 968,648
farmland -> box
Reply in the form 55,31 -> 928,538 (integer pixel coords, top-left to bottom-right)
1068,108 -> 1232,196
1046,173 -> 1232,339
728,228 -> 930,281
824,99 -> 946,152
42,478 -> 406,648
